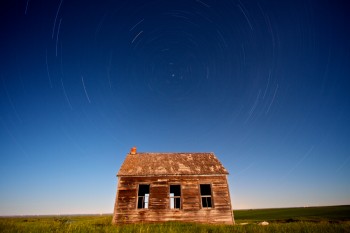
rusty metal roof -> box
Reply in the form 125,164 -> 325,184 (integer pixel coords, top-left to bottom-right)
117,152 -> 229,176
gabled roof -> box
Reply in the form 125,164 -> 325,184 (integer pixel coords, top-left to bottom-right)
117,152 -> 228,176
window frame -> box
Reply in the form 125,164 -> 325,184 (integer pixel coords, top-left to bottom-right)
199,183 -> 214,209
137,184 -> 150,209
169,184 -> 182,210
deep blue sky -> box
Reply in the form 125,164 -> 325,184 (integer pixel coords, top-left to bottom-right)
1,0 -> 349,215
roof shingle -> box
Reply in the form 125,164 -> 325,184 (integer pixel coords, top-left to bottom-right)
118,152 -> 228,176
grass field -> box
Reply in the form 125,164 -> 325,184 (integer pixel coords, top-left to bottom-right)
234,205 -> 350,223
1,205 -> 349,233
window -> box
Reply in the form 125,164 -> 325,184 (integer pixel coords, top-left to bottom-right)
169,185 -> 181,209
137,184 -> 150,209
200,184 -> 213,208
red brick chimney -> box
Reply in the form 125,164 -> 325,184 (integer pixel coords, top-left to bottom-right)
130,147 -> 137,155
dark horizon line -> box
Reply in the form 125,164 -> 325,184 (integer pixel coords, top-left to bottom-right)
1,204 -> 349,217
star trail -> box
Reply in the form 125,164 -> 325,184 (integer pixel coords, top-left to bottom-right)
0,0 -> 349,215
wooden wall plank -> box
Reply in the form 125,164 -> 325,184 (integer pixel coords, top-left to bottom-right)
113,175 -> 234,225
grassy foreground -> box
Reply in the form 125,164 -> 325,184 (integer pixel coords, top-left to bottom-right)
0,205 -> 349,233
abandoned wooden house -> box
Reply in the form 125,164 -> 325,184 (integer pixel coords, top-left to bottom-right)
112,147 -> 234,225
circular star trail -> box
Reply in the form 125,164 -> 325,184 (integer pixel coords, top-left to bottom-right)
0,0 -> 349,214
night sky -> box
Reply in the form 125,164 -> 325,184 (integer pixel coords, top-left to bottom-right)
1,0 -> 349,215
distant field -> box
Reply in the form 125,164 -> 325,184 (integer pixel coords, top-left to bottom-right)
234,205 -> 350,223
1,205 -> 349,233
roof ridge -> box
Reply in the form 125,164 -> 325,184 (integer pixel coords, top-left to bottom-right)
130,152 -> 214,154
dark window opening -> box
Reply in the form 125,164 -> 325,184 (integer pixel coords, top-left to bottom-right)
137,184 -> 150,209
200,184 -> 213,208
170,185 -> 181,209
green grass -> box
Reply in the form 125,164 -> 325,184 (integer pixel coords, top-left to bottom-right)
1,206 -> 350,233
234,205 -> 350,223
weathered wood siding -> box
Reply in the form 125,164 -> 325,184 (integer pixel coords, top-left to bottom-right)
112,175 -> 233,225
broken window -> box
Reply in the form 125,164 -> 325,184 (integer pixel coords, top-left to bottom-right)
200,184 -> 213,208
137,184 -> 150,209
169,185 -> 181,209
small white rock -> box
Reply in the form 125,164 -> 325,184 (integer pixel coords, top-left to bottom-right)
258,221 -> 269,226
